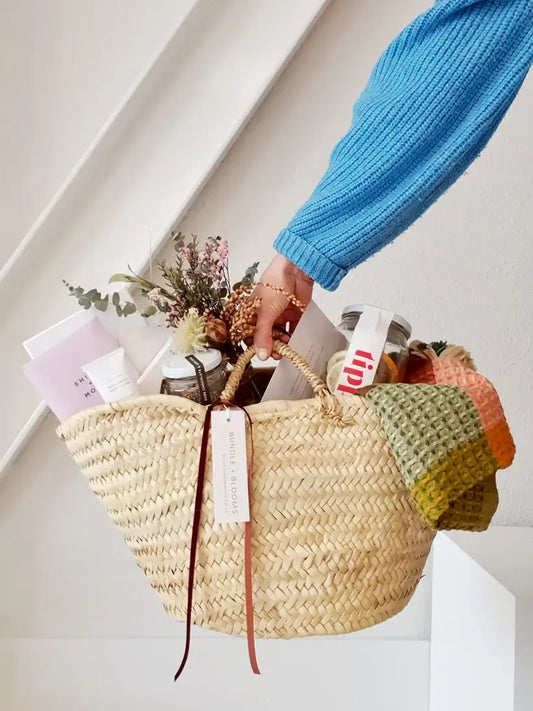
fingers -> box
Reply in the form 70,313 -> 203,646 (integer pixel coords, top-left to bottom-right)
253,303 -> 276,360
253,291 -> 289,361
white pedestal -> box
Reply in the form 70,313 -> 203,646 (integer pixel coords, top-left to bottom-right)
430,527 -> 533,711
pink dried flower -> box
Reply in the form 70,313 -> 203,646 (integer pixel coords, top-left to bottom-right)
218,240 -> 229,261
166,298 -> 185,327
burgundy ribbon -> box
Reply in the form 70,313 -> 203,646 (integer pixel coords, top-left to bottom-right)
174,402 -> 259,680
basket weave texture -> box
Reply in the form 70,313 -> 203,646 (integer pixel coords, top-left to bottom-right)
57,383 -> 435,639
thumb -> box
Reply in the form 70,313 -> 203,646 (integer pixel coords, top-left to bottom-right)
254,297 -> 286,360
253,305 -> 275,361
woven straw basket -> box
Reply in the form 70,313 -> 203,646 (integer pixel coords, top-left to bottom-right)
57,342 -> 435,640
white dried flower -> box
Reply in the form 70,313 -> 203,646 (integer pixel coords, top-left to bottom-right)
171,308 -> 208,354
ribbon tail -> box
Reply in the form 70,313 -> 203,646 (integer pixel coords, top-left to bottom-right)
174,404 -> 214,681
242,407 -> 260,675
244,519 -> 260,674
174,402 -> 260,679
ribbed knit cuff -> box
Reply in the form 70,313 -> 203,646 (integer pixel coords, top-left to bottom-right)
274,228 -> 347,291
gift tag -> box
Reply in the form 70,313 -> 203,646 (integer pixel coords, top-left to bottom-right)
211,409 -> 250,524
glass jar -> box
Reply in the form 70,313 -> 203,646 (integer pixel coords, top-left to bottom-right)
160,348 -> 226,404
337,305 -> 412,384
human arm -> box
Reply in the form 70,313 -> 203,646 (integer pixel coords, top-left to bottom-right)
254,0 -> 532,357
274,0 -> 533,291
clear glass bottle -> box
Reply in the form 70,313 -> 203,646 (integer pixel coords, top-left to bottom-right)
160,349 -> 226,404
337,305 -> 412,384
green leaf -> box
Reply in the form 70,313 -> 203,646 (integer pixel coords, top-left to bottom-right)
112,292 -> 120,306
431,340 -> 448,356
109,273 -> 139,284
79,297 -> 91,309
141,304 -> 157,318
85,288 -> 98,301
236,262 -> 260,290
115,304 -> 123,317
94,295 -> 109,311
172,230 -> 185,244
122,301 -> 137,316
109,272 -> 157,292
73,286 -> 84,298
244,261 -> 260,279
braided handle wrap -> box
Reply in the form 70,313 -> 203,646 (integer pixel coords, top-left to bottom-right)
220,340 -> 328,402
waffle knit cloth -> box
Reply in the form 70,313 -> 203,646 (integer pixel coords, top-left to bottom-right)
366,358 -> 515,531
274,0 -> 533,290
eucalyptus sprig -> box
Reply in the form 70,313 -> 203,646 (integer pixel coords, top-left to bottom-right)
63,280 -> 137,317
234,261 -> 260,290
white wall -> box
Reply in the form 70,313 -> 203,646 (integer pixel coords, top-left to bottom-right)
440,529 -> 533,711
430,535 -> 516,711
0,0 -> 195,269
515,598 -> 533,711
0,637 -> 429,711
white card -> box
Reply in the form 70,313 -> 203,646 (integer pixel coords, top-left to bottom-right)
211,409 -> 250,524
261,301 -> 346,402
23,286 -> 168,374
335,305 -> 394,394
23,310 -> 93,358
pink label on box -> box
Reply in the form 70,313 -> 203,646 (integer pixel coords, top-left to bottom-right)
23,317 -> 118,421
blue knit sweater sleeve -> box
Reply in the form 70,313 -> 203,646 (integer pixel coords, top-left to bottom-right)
274,0 -> 533,290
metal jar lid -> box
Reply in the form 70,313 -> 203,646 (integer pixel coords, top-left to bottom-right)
161,348 -> 222,379
341,304 -> 412,338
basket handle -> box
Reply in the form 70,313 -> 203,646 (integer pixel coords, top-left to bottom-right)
220,340 -> 329,402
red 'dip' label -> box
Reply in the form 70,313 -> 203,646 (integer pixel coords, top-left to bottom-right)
337,349 -> 376,393
335,306 -> 394,395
